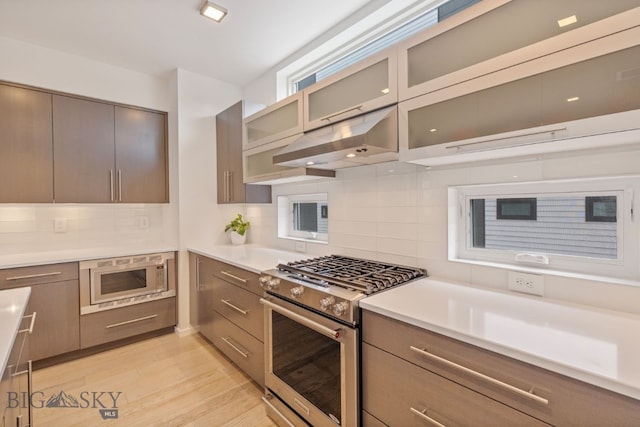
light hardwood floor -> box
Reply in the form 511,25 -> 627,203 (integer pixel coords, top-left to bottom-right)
32,333 -> 277,427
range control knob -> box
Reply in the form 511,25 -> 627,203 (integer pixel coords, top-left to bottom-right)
319,296 -> 335,311
332,301 -> 349,317
258,276 -> 271,289
259,276 -> 280,290
290,286 -> 305,298
267,278 -> 280,290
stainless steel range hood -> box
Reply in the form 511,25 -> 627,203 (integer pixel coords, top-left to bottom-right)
273,105 -> 398,170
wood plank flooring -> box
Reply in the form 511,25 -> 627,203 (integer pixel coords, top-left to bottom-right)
32,333 -> 277,427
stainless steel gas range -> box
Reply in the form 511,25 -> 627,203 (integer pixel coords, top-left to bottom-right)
260,255 -> 426,427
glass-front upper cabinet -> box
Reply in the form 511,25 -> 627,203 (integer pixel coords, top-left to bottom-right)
398,0 -> 640,101
243,135 -> 335,185
303,48 -> 397,131
243,92 -> 303,150
399,28 -> 640,166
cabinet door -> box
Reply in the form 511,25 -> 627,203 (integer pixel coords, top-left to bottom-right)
115,106 -> 168,203
53,95 -> 115,203
28,280 -> 80,361
217,101 -> 271,204
243,93 -> 303,149
197,257 -> 216,341
399,0 -> 640,100
303,49 -> 397,131
0,84 -> 53,203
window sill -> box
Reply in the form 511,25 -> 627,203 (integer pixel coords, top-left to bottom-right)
449,257 -> 640,288
278,236 -> 328,245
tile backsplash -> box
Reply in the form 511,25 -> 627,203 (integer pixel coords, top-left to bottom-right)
245,146 -> 640,315
0,204 -> 167,254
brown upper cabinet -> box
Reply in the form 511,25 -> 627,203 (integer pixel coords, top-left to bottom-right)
217,100 -> 271,204
0,83 -> 54,203
53,94 -> 168,203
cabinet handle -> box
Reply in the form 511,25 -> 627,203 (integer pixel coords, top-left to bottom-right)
105,314 -> 158,329
195,258 -> 201,290
221,299 -> 248,316
118,169 -> 122,202
220,270 -> 248,284
6,272 -> 62,281
321,105 -> 363,122
445,127 -> 567,153
18,312 -> 37,334
409,346 -> 549,405
228,171 -> 233,202
221,337 -> 249,358
110,169 -> 115,201
410,407 -> 446,427
223,171 -> 230,202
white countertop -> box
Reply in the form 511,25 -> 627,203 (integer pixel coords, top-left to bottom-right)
0,244 -> 178,269
0,287 -> 31,376
188,244 -> 309,274
360,278 -> 640,400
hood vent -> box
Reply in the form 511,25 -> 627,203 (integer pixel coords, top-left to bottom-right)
273,106 -> 398,170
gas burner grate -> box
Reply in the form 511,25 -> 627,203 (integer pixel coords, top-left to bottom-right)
278,255 -> 426,294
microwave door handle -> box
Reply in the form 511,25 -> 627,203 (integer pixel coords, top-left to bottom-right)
260,298 -> 342,340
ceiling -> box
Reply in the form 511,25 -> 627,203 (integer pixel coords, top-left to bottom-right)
0,0 -> 377,87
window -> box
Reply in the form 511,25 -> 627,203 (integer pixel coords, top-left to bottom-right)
449,177 -> 640,283
278,193 -> 328,243
290,0 -> 480,93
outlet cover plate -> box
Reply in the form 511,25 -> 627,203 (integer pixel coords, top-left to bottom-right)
508,271 -> 544,296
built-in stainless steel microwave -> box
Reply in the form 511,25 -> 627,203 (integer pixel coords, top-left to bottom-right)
79,252 -> 175,314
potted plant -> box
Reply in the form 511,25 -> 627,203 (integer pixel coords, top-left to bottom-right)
224,214 -> 250,245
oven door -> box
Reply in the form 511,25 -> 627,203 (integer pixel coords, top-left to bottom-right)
261,295 -> 358,427
90,262 -> 166,305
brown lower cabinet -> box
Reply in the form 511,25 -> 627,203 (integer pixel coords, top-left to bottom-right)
0,262 -> 80,361
80,297 -> 176,349
362,310 -> 640,427
191,252 -> 265,386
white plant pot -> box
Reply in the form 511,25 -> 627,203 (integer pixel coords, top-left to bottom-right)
230,231 -> 247,245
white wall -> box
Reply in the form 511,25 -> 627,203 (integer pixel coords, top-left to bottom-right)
0,35 -> 178,253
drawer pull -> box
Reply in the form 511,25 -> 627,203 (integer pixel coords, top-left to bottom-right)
321,105 -> 363,122
18,312 -> 37,334
105,314 -> 158,329
221,270 -> 248,284
262,395 -> 296,427
6,271 -> 62,281
409,346 -> 549,405
410,407 -> 446,427
221,337 -> 249,358
221,299 -> 248,316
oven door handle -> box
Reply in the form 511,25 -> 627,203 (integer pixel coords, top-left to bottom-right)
260,298 -> 342,340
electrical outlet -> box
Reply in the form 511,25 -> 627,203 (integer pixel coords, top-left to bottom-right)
508,271 -> 544,296
54,218 -> 67,233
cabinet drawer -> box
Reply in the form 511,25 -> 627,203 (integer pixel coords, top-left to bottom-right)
362,310 -> 640,426
212,278 -> 263,341
211,314 -> 264,387
0,262 -> 78,288
207,258 -> 262,296
80,297 -> 175,348
363,343 -> 548,427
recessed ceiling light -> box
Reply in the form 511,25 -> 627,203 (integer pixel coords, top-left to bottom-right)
200,1 -> 227,23
557,15 -> 577,28
381,88 -> 390,94
305,161 -> 315,166
567,96 -> 580,102
346,153 -> 357,158
430,128 -> 437,133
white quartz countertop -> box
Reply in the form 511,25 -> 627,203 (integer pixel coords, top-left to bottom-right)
0,244 -> 178,269
188,244 -> 309,274
0,287 -> 31,376
360,278 -> 640,400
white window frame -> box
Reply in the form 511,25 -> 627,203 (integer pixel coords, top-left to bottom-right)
277,193 -> 329,243
448,176 -> 640,284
